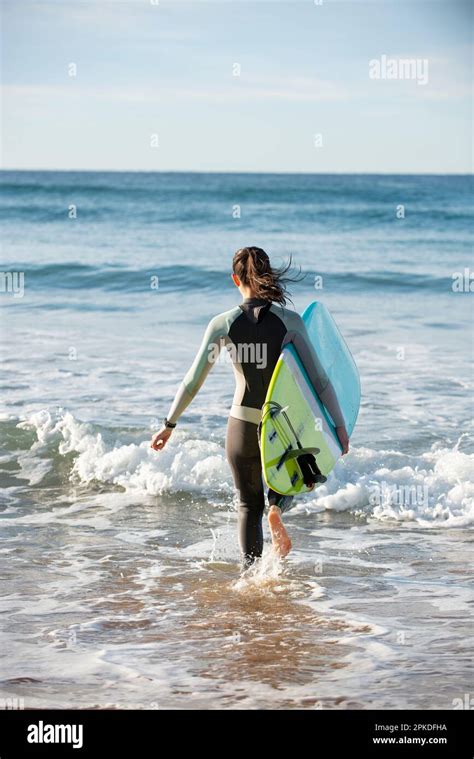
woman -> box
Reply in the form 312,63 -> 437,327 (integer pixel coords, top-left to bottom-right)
151,247 -> 349,569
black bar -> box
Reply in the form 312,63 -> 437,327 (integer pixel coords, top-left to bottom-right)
0,709 -> 471,757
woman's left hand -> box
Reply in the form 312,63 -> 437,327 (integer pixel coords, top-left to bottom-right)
335,425 -> 349,455
150,426 -> 173,451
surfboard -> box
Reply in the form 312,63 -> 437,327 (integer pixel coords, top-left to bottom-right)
260,301 -> 360,496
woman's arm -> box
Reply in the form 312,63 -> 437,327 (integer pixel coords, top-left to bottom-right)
151,315 -> 225,451
283,313 -> 349,454
166,315 -> 225,424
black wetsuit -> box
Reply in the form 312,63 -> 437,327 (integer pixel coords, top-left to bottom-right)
166,297 -> 344,567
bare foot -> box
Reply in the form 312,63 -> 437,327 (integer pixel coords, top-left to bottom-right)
268,506 -> 292,558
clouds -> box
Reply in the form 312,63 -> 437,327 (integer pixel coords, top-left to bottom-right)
2,0 -> 472,172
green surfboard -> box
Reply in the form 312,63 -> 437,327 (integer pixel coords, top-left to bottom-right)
260,301 -> 360,496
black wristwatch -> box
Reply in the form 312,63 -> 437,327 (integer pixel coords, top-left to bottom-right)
163,418 -> 177,429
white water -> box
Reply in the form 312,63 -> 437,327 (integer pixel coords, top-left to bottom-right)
12,408 -> 474,528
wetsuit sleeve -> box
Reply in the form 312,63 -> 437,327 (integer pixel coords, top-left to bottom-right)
165,315 -> 226,425
283,313 -> 346,428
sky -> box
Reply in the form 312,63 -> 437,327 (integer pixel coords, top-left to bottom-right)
1,0 -> 472,173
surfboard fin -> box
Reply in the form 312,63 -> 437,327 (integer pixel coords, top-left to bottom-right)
275,446 -> 327,488
297,453 -> 327,488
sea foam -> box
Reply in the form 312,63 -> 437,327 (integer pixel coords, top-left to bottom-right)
16,409 -> 474,527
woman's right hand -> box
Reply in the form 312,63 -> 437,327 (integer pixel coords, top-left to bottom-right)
150,426 -> 173,451
335,425 -> 349,455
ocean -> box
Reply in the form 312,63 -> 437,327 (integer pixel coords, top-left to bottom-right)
0,170 -> 473,709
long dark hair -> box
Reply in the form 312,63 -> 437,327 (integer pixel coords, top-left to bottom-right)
232,247 -> 300,305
